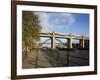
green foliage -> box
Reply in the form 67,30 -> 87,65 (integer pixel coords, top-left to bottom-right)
22,11 -> 42,50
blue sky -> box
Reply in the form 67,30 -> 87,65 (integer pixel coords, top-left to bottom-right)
34,11 -> 89,44
34,12 -> 89,36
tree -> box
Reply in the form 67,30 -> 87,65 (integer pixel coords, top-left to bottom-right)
22,11 -> 42,55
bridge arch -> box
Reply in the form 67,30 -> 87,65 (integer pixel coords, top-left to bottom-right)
40,38 -> 51,46
55,38 -> 66,48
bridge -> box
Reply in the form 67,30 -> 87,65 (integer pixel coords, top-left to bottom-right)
39,32 -> 89,49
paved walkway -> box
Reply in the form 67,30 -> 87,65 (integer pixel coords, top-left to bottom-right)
22,49 -> 89,69
22,49 -> 54,69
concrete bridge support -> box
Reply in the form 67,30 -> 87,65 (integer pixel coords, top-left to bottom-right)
51,32 -> 56,49
67,34 -> 72,48
84,40 -> 89,48
79,36 -> 85,48
67,38 -> 72,48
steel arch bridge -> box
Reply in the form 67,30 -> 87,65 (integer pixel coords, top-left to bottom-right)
40,38 -> 66,48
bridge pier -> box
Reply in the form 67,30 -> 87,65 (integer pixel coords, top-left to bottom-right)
84,40 -> 89,48
67,38 -> 72,48
67,34 -> 72,48
79,36 -> 85,48
51,32 -> 56,49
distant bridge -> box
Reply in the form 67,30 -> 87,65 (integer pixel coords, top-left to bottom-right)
39,32 -> 89,49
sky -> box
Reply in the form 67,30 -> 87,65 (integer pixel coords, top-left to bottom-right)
34,11 -> 89,46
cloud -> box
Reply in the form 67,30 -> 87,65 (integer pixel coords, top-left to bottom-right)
34,12 -> 76,43
48,13 -> 75,31
34,12 -> 54,32
34,12 -> 75,33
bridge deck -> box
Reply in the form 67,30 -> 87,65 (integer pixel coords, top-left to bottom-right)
39,32 -> 89,40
